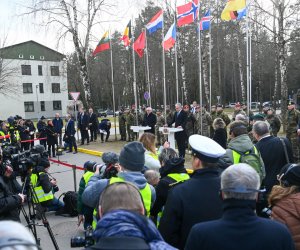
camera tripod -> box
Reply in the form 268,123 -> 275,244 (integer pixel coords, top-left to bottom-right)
20,175 -> 60,250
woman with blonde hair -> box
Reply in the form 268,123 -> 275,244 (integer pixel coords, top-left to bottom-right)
139,132 -> 161,171
269,163 -> 300,250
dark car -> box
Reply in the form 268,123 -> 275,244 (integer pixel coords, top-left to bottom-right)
97,110 -> 107,117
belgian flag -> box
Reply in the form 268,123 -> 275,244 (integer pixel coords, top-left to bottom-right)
121,20 -> 132,47
93,31 -> 110,56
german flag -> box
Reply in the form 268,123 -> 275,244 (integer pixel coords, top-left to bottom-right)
93,31 -> 110,56
121,20 -> 132,47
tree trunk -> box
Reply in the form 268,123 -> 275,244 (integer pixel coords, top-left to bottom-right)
236,33 -> 246,102
177,32 -> 188,104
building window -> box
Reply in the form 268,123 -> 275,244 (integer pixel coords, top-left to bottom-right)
40,101 -> 45,111
39,83 -> 44,93
52,83 -> 60,93
53,101 -> 62,110
40,56 -> 44,60
30,55 -> 34,59
50,66 -> 59,76
24,102 -> 34,112
38,65 -> 43,76
23,83 -> 33,93
19,54 -> 23,59
21,65 -> 31,75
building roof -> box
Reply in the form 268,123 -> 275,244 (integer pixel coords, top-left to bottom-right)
0,40 -> 65,62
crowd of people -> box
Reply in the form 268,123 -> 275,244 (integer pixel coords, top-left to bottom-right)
0,99 -> 300,250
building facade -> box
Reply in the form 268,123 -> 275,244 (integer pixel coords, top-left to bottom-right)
0,40 -> 68,120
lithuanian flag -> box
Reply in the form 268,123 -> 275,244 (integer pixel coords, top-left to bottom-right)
93,31 -> 110,56
221,0 -> 246,21
121,20 -> 132,47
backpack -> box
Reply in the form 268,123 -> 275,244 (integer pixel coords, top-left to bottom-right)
233,147 -> 265,182
59,191 -> 78,217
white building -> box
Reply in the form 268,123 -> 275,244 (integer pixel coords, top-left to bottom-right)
0,40 -> 68,120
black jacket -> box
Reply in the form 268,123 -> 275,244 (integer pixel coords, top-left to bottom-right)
142,113 -> 157,134
255,136 -> 294,193
0,175 -> 22,221
150,158 -> 187,218
168,110 -> 188,140
159,167 -> 223,250
78,112 -> 90,130
89,113 -> 99,130
212,128 -> 227,149
86,237 -> 150,250
46,125 -> 57,145
185,199 -> 295,250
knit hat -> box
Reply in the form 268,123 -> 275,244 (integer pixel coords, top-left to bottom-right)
102,152 -> 119,165
279,164 -> 300,187
119,142 -> 145,171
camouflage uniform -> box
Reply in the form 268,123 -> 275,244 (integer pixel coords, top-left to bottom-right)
118,111 -> 127,141
126,111 -> 135,142
195,110 -> 212,137
155,114 -> 166,146
210,110 -> 218,138
185,112 -> 196,138
232,109 -> 247,121
216,111 -> 231,127
266,114 -> 281,137
286,108 -> 300,162
166,110 -> 174,126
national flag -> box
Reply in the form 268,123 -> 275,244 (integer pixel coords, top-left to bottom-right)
200,10 -> 211,31
163,23 -> 176,51
221,0 -> 246,21
237,7 -> 247,20
133,31 -> 146,58
93,31 -> 110,56
121,20 -> 132,46
177,0 -> 199,27
146,10 -> 163,34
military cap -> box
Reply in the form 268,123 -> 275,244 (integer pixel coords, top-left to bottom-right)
287,100 -> 295,105
189,135 -> 226,163
216,104 -> 223,108
252,113 -> 265,121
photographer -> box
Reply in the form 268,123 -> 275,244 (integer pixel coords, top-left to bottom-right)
0,122 -> 10,145
30,158 -> 64,218
18,119 -> 30,152
0,152 -> 25,221
25,119 -> 36,149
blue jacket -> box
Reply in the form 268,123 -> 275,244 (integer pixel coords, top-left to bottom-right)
65,119 -> 76,136
185,199 -> 295,250
52,118 -> 63,133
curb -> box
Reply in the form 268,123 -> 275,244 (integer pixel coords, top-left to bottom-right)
77,147 -> 103,157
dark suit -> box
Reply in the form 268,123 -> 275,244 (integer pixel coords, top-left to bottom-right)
142,112 -> 157,134
185,199 -> 295,250
168,109 -> 188,158
65,119 -> 77,153
78,112 -> 90,144
89,113 -> 98,141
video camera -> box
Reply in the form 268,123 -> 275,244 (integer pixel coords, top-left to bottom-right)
2,145 -> 48,179
70,226 -> 94,248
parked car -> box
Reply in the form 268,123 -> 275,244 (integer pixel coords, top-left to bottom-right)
251,102 -> 260,110
97,110 -> 107,117
262,101 -> 273,108
104,110 -> 114,116
228,103 -> 236,108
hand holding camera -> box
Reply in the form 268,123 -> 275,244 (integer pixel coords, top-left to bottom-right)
18,193 -> 26,203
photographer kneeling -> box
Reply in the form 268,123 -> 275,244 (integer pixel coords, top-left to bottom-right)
0,151 -> 25,221
30,158 -> 64,219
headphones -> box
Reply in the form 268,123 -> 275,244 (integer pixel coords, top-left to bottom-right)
279,164 -> 298,187
0,237 -> 41,249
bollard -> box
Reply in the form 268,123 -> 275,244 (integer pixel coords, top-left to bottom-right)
72,165 -> 77,192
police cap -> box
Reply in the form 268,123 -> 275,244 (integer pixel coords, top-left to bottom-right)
189,135 -> 226,163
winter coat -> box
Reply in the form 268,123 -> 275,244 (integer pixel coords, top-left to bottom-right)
144,150 -> 160,171
150,158 -> 187,217
0,175 -> 22,221
272,193 -> 300,250
52,118 -> 64,133
87,210 -> 176,250
82,172 -> 156,209
46,125 -> 58,145
213,128 -> 227,149
158,168 -> 223,250
142,113 -> 157,134
99,119 -> 111,133
89,113 -> 99,130
18,125 -> 30,141
37,120 -> 47,138
185,199 -> 295,250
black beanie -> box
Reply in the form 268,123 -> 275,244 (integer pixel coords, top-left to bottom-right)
119,142 -> 145,171
280,164 -> 300,187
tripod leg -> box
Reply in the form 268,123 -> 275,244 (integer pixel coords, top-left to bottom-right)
20,206 -> 39,244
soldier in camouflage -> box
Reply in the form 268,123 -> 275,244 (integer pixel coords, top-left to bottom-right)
232,102 -> 247,121
286,100 -> 300,162
266,108 -> 281,137
183,105 -> 196,139
216,105 -> 231,127
155,110 -> 166,146
166,108 -> 174,127
118,109 -> 127,141
125,109 -> 135,142
195,105 -> 212,137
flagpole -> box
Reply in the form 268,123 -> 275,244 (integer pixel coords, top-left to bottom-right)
198,5 -> 203,135
209,10 -> 212,113
249,6 -> 252,112
109,30 -> 117,141
162,12 -> 167,117
174,15 -> 179,104
132,23 -> 138,125
145,29 -> 152,107
246,0 -> 250,115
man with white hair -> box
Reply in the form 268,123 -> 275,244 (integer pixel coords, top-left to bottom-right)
142,107 -> 157,134
185,164 -> 295,250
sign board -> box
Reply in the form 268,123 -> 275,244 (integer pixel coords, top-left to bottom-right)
217,96 -> 221,104
144,91 -> 150,100
70,92 -> 80,101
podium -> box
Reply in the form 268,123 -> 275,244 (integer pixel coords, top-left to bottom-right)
159,127 -> 183,149
130,126 -> 151,139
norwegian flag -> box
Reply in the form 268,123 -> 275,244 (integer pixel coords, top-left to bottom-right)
200,10 -> 211,31
177,0 -> 199,27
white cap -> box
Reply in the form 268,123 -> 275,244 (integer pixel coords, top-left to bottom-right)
189,135 -> 226,163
